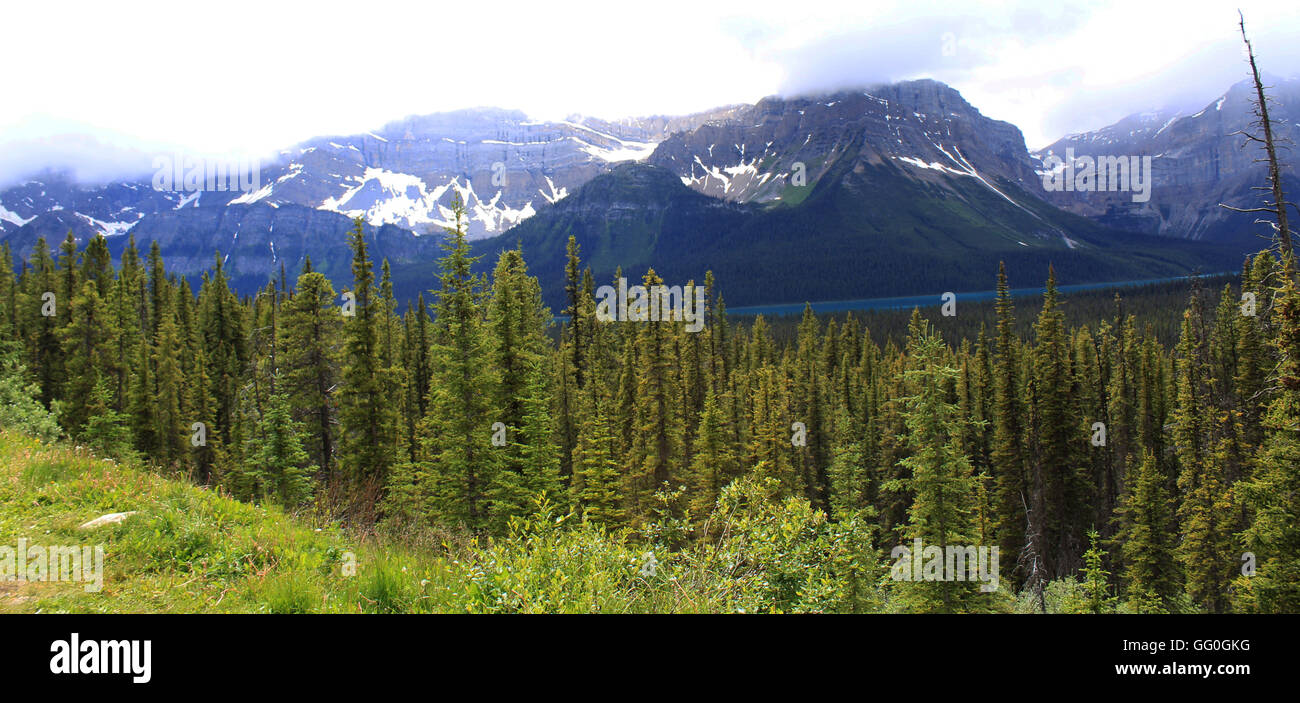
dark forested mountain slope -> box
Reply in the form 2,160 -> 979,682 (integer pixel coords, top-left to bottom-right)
476,158 -> 1250,310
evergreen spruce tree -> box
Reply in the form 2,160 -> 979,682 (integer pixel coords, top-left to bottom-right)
82,371 -> 135,462
0,243 -> 15,350
624,269 -> 686,525
111,238 -> 144,411
337,218 -> 396,509
1236,275 -> 1300,612
418,200 -> 499,530
484,247 -> 558,527
792,305 -> 831,511
241,385 -> 316,506
153,305 -> 187,467
1171,289 -> 1235,611
198,255 -> 247,457
281,270 -> 342,480
1028,266 -> 1090,579
887,319 -> 990,612
28,238 -> 62,407
1080,529 -> 1117,613
1117,453 -> 1181,612
128,320 -> 157,456
571,380 -> 624,525
688,383 -> 739,517
59,280 -> 115,434
991,262 -> 1028,587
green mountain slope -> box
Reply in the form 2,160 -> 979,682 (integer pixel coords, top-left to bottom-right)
475,161 -> 1251,310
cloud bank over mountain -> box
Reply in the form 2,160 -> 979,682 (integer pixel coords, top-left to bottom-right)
3,0 -> 1299,184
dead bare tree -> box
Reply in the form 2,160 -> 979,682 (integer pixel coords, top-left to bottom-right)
1221,10 -> 1296,274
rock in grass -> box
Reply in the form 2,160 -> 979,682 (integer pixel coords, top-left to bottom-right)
78,512 -> 137,530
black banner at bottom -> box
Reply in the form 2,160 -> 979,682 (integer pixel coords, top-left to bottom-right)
0,614 -> 1289,691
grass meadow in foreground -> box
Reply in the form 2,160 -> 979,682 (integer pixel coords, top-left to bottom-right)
0,429 -> 900,614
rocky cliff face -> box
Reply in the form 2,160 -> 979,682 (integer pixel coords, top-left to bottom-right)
0,106 -> 736,246
246,109 -> 659,239
273,107 -> 746,239
648,79 -> 1040,206
1033,77 -> 1300,242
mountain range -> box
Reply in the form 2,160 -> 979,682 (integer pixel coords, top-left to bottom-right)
1034,77 -> 1299,243
1,77 -> 1287,308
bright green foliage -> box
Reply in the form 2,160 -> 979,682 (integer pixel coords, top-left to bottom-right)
1079,529 -> 1117,613
712,475 -> 881,613
0,360 -> 62,443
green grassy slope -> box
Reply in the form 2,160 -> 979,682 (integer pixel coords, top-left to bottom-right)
0,430 -> 824,614
1,430 -> 383,613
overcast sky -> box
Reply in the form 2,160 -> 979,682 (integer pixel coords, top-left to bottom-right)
2,0 -> 1298,185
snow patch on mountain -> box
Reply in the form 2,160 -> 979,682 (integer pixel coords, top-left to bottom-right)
561,121 -> 657,162
930,142 -> 1040,219
539,177 -> 568,204
317,168 -> 536,235
893,155 -> 968,176
679,144 -> 779,200
76,212 -> 135,237
578,138 -> 656,162
0,203 -> 34,227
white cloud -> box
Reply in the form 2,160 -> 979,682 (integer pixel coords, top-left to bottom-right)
1,0 -> 1297,181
